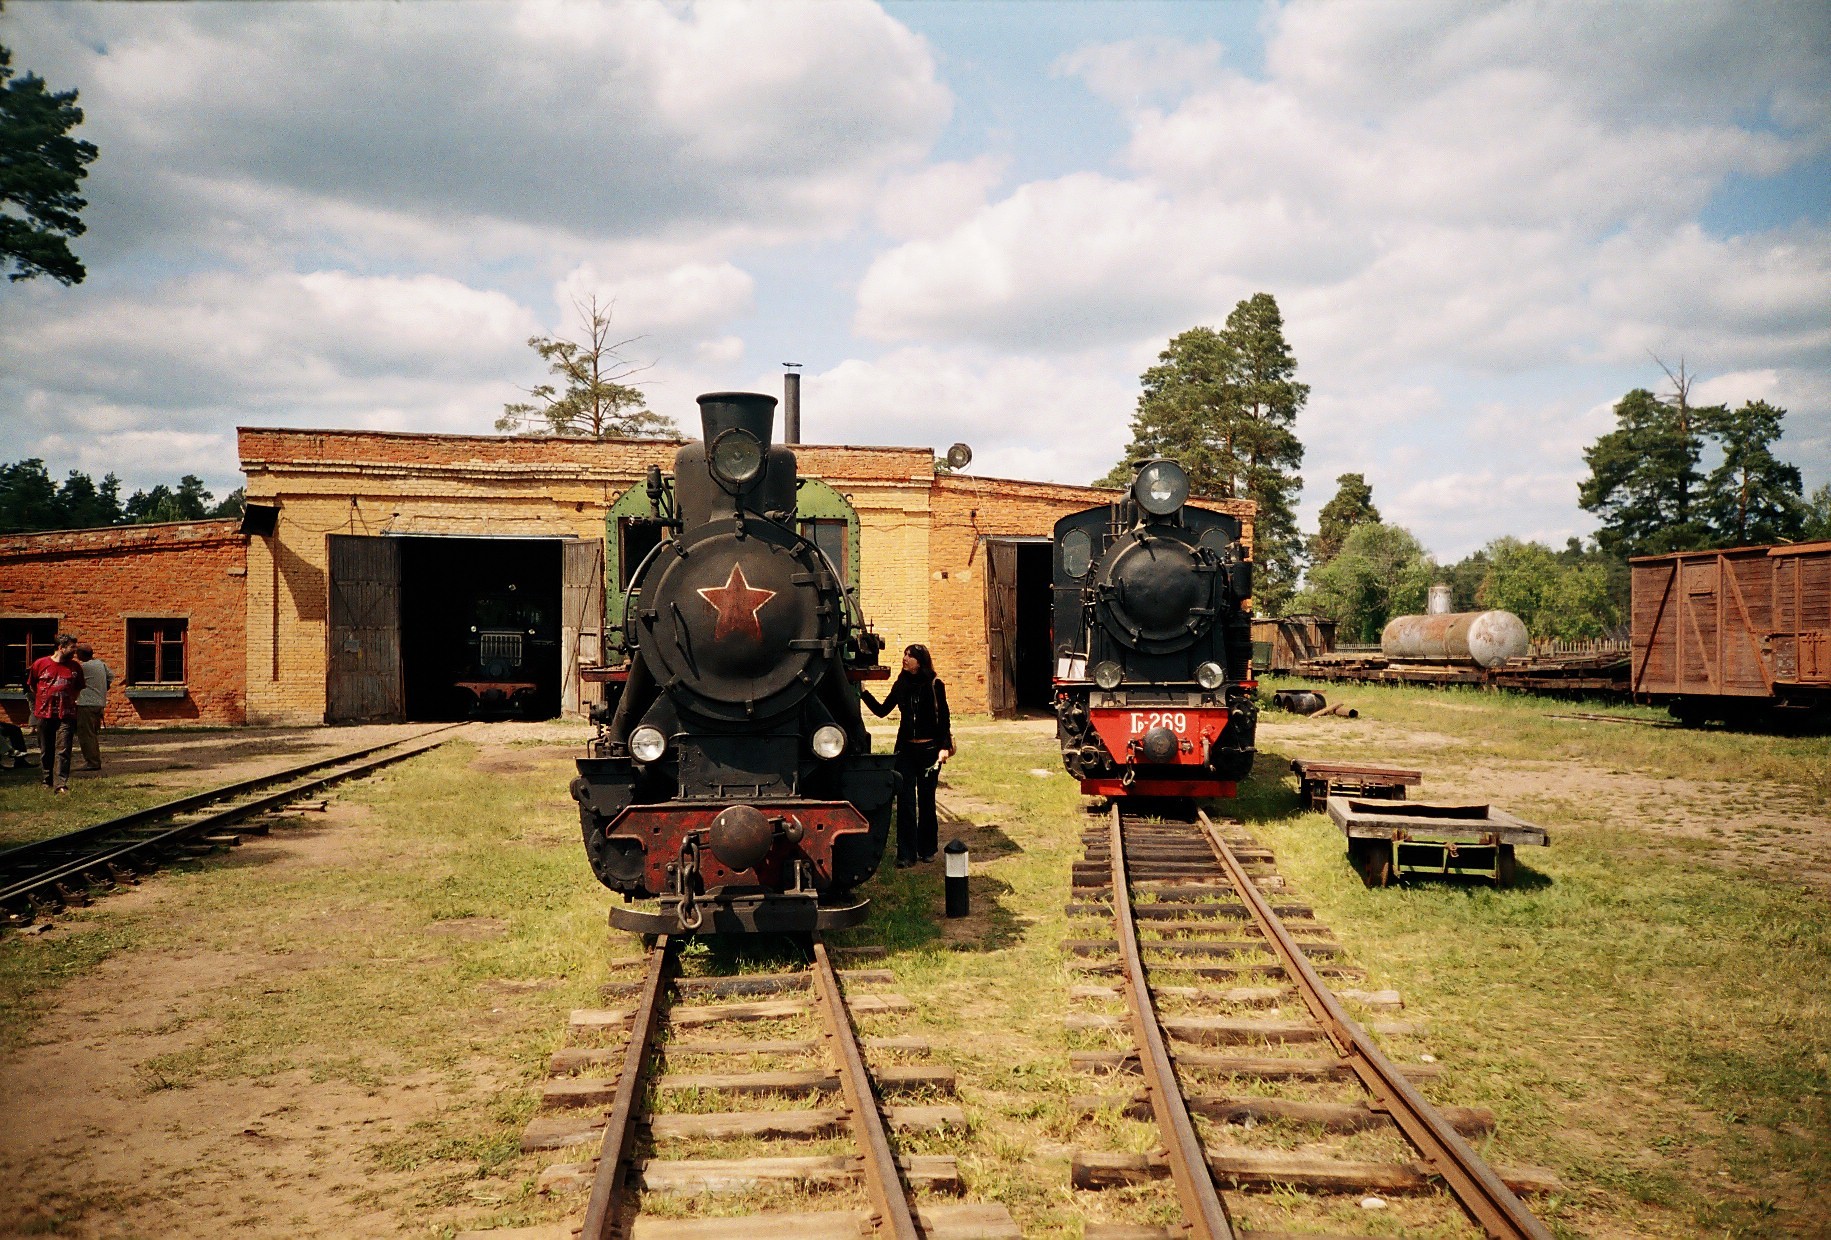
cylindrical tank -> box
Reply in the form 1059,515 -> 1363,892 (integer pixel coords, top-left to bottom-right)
1427,584 -> 1453,615
1381,610 -> 1528,668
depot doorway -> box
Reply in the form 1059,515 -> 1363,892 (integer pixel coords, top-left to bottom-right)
983,536 -> 1054,719
326,534 -> 602,723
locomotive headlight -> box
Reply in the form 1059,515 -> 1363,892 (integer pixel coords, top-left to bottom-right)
811,725 -> 847,760
710,428 -> 765,488
1092,660 -> 1124,690
1133,459 -> 1190,515
1196,661 -> 1225,690
629,725 -> 668,763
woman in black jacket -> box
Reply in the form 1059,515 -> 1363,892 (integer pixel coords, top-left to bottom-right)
861,643 -> 953,867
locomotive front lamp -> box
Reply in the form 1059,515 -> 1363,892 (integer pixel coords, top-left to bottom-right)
710,428 -> 766,488
811,725 -> 847,760
1196,661 -> 1225,690
1133,459 -> 1190,515
629,725 -> 668,763
1093,660 -> 1124,690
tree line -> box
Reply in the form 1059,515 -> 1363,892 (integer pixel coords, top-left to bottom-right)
0,460 -> 245,534
1105,298 -> 1828,643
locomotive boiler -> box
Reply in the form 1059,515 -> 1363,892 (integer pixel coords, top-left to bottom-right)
571,392 -> 896,935
1052,459 -> 1258,798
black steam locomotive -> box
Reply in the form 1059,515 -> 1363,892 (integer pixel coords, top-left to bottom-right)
571,392 -> 896,935
1052,459 -> 1258,798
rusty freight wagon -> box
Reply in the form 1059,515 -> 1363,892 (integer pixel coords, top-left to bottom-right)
1631,540 -> 1831,723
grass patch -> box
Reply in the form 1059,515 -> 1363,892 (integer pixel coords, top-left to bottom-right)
3,707 -> 1824,1236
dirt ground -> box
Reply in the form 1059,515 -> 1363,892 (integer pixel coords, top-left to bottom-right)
1,711 -> 1824,1237
1261,711 -> 1831,893
7,722 -> 450,791
0,722 -> 588,1239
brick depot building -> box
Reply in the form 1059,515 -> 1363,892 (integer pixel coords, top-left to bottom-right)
3,428 -> 1251,728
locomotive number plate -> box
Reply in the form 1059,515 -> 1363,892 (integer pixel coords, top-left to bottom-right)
1129,711 -> 1189,733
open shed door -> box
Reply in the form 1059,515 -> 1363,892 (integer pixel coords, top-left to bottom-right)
984,538 -> 1018,719
327,535 -> 403,723
562,539 -> 606,716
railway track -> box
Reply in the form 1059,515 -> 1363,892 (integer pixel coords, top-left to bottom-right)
1066,805 -> 1560,1239
500,933 -> 1017,1240
0,723 -> 464,926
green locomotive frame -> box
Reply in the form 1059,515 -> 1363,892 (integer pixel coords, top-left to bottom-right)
600,474 -> 864,665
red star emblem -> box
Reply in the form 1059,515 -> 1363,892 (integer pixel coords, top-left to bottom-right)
697,562 -> 777,641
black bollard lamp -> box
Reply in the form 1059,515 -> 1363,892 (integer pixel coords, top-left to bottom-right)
944,838 -> 969,918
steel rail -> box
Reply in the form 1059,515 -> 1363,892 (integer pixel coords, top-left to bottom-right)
1109,807 -> 1237,1240
1,726 -> 464,913
0,723 -> 466,866
1194,811 -> 1552,1240
810,934 -> 921,1240
581,934 -> 677,1240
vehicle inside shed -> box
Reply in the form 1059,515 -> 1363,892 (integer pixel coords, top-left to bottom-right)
398,536 -> 563,720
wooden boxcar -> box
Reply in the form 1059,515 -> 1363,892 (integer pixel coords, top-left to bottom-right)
1251,614 -> 1337,674
1630,540 -> 1831,721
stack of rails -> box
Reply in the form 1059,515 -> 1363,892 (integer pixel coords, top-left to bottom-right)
0,724 -> 464,926
485,935 -> 1017,1240
1062,806 -> 1559,1238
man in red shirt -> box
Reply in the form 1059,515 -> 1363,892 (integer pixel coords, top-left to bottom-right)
26,634 -> 85,793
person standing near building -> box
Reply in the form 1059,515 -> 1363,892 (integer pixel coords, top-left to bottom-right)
860,643 -> 954,868
74,642 -> 113,772
26,635 -> 84,793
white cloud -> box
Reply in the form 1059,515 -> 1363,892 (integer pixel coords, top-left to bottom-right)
875,157 -> 1009,240
1055,37 -> 1228,110
796,347 -> 1138,484
554,261 -> 755,338
10,0 -> 950,265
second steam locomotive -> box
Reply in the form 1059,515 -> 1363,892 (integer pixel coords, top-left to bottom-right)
1052,459 -> 1258,798
571,392 -> 896,935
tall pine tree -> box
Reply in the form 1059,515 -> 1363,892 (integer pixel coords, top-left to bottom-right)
1577,387 -> 1711,556
1700,400 -> 1804,546
1102,293 -> 1307,614
1309,473 -> 1380,566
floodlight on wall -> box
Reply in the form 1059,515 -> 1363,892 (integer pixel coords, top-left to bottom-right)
945,443 -> 973,471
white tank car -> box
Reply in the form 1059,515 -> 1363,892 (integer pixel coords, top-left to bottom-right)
1381,610 -> 1530,668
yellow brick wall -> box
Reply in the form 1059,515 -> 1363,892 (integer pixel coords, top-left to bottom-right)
239,429 -> 936,724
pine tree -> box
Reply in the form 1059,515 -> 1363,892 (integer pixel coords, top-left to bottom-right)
1700,400 -> 1804,545
498,296 -> 678,440
1577,387 -> 1711,556
1101,293 -> 1307,614
1309,473 -> 1380,566
0,41 -> 99,285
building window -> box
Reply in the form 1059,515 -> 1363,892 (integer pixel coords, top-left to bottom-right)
128,618 -> 188,684
1,618 -> 61,689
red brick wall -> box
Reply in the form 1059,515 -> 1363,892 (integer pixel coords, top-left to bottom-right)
0,520 -> 248,727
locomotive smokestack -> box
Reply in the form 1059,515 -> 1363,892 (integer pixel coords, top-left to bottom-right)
697,391 -> 777,447
783,365 -> 802,445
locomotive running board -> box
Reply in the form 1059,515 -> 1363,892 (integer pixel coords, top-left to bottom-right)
610,893 -> 871,935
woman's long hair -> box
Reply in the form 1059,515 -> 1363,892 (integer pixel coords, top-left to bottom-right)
904,643 -> 935,678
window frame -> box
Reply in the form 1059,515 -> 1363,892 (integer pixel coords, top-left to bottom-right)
124,615 -> 190,687
1,614 -> 63,694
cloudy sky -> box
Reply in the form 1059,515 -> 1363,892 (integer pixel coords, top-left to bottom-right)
2,0 -> 1826,560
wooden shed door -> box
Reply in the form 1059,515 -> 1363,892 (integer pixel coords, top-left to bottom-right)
561,539 -> 606,716
326,535 -> 403,723
984,539 -> 1018,719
